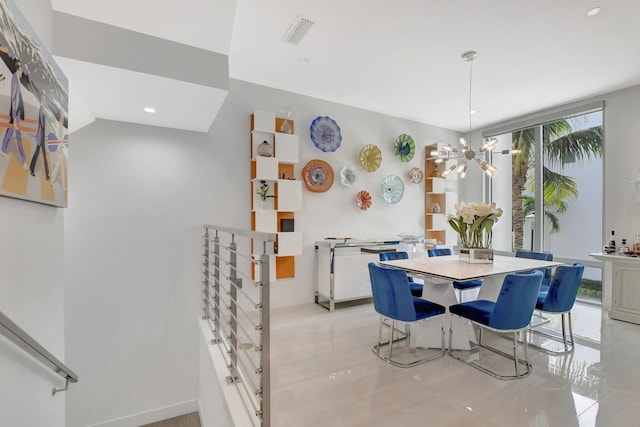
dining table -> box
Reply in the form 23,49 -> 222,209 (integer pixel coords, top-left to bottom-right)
379,254 -> 562,349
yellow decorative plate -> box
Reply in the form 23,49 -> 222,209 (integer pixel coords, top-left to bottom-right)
359,144 -> 382,172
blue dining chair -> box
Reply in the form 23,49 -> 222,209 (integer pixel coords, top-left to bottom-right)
515,250 -> 554,291
528,263 -> 584,354
379,251 -> 423,297
368,262 -> 446,367
449,270 -> 543,380
427,248 -> 482,301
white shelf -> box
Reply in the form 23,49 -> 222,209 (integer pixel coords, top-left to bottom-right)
254,210 -> 278,233
253,156 -> 278,180
432,213 -> 450,230
251,132 -> 275,159
275,133 -> 299,164
276,180 -> 302,211
253,110 -> 275,133
277,232 -> 302,256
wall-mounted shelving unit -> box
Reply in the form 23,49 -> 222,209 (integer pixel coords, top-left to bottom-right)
251,110 -> 302,280
425,143 -> 457,247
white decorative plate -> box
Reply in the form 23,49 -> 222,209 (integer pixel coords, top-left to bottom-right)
380,175 -> 404,204
340,166 -> 357,187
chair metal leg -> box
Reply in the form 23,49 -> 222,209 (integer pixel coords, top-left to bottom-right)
448,316 -> 533,380
376,316 -> 383,357
561,313 -> 568,351
389,320 -> 395,361
527,311 -> 575,355
567,313 -> 574,349
441,316 -> 445,357
404,322 -> 410,361
448,313 -> 454,353
513,332 -> 519,377
373,315 -> 445,368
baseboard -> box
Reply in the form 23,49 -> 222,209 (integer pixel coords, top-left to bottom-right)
88,400 -> 199,427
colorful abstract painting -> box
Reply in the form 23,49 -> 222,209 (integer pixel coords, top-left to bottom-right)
0,0 -> 69,207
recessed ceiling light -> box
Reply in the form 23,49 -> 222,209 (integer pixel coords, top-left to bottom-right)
587,7 -> 601,16
144,107 -> 155,113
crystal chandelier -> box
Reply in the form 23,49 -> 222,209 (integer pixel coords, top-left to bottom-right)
429,51 -> 520,178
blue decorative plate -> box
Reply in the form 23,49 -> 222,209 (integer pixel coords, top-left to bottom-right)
310,116 -> 342,152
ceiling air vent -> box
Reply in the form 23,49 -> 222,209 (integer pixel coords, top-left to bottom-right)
282,15 -> 316,45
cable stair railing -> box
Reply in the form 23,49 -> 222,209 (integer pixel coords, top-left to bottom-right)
202,224 -> 275,427
0,310 -> 78,395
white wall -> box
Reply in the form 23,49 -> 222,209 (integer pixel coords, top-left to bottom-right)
601,85 -> 640,246
0,0 -> 68,426
62,79 -> 461,426
213,79 -> 462,308
64,120 -> 222,426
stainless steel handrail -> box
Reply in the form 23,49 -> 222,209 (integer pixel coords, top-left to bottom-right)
0,310 -> 78,395
203,225 -> 275,427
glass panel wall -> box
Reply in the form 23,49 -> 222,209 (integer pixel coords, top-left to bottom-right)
488,110 -> 603,303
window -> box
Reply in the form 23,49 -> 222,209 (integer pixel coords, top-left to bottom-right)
486,108 -> 603,303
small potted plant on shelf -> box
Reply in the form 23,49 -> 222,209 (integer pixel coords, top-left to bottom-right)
256,180 -> 276,209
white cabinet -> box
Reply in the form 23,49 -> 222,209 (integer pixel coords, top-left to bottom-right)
612,263 -> 640,324
591,253 -> 640,324
314,239 -> 401,311
276,179 -> 302,211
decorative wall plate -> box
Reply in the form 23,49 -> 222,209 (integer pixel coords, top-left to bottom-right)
394,134 -> 415,162
356,190 -> 372,211
380,175 -> 404,204
310,116 -> 342,152
408,167 -> 424,184
302,159 -> 334,192
340,166 -> 357,187
359,144 -> 382,172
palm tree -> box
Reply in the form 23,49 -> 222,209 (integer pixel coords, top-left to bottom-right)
511,121 -> 603,250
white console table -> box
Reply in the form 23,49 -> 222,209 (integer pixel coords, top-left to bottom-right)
314,239 -> 412,311
591,252 -> 640,324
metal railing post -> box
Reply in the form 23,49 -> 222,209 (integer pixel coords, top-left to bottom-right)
202,224 -> 275,426
227,237 -> 238,383
203,228 -> 210,320
259,253 -> 271,427
213,231 -> 221,343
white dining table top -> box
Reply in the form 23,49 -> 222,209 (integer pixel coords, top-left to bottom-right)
379,255 -> 562,281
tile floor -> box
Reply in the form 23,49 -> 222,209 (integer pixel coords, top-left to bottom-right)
270,302 -> 640,426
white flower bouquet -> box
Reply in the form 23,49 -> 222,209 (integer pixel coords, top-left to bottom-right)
448,201 -> 503,249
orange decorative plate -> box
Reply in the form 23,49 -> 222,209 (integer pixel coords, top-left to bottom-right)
356,190 -> 372,211
302,159 -> 334,193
